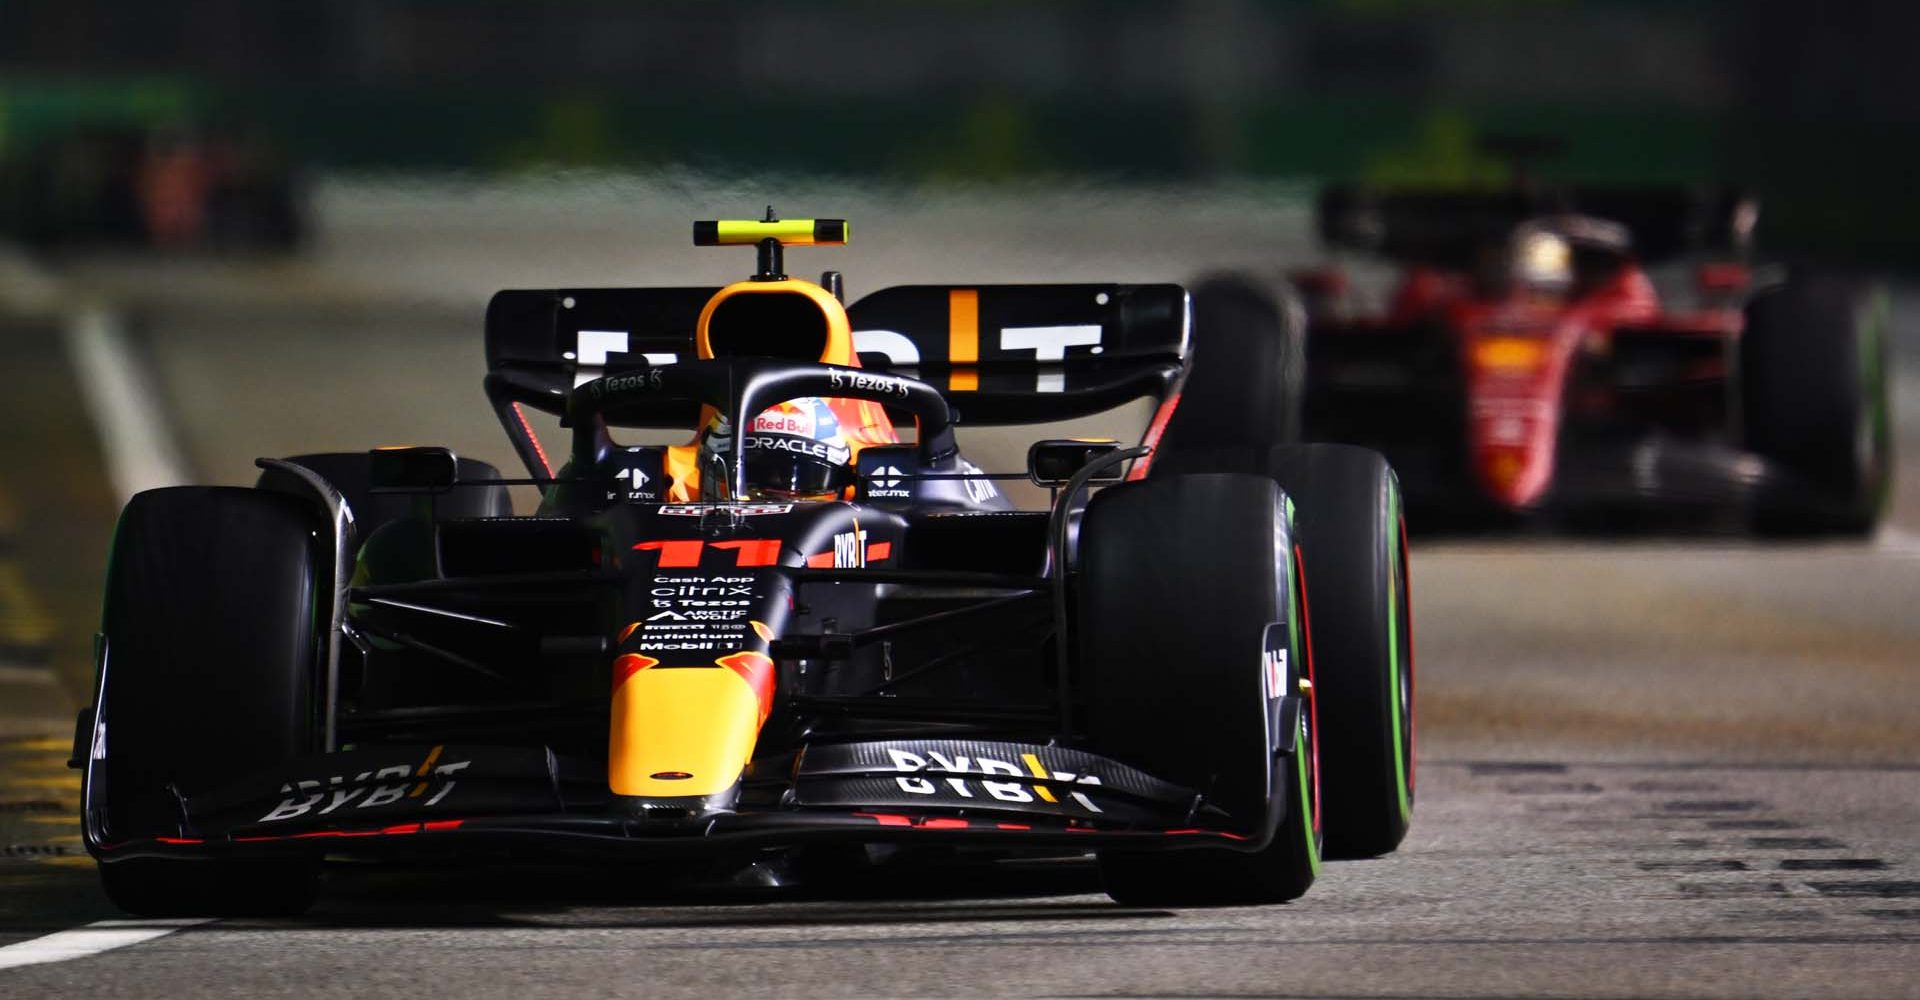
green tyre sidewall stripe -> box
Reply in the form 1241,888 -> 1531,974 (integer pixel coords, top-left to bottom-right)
1290,546 -> 1321,876
1386,480 -> 1411,824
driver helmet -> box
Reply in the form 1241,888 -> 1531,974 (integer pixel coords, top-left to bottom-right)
740,397 -> 856,501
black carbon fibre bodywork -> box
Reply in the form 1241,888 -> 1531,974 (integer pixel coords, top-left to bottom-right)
80,350 -> 1305,870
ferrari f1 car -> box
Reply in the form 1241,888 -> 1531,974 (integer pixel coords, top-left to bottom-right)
1268,185 -> 1890,533
74,216 -> 1414,915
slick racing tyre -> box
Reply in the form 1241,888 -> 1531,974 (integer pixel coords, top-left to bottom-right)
1741,275 -> 1891,536
1264,445 -> 1414,858
95,487 -> 322,917
255,451 -> 512,542
1152,444 -> 1414,857
1078,473 -> 1320,905
1148,274 -> 1305,469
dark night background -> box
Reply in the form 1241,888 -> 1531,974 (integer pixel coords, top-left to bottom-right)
3,0 -> 1917,266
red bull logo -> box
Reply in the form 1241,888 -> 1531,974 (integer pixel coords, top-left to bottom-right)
751,399 -> 833,438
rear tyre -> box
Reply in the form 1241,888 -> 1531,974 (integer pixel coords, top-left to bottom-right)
95,486 -> 322,917
1149,274 -> 1305,467
1741,276 -> 1891,536
255,451 -> 512,541
1078,474 -> 1320,906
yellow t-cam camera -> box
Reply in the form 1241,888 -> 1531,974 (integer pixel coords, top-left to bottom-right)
692,219 -> 849,247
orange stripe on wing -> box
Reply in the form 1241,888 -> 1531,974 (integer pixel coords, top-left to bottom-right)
949,289 -> 979,391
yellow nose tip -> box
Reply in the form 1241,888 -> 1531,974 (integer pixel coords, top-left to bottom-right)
609,663 -> 766,798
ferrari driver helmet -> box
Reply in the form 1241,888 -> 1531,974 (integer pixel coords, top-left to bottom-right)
740,397 -> 856,501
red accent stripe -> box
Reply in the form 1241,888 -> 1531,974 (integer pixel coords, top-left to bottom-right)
1295,544 -> 1322,834
865,541 -> 892,562
712,539 -> 781,567
717,651 -> 776,723
1128,389 -> 1182,481
996,822 -> 1031,831
632,539 -> 705,567
805,551 -> 836,568
854,812 -> 913,827
613,653 -> 659,691
217,818 -> 469,844
512,403 -> 553,478
155,837 -> 203,845
919,817 -> 969,830
1163,828 -> 1252,840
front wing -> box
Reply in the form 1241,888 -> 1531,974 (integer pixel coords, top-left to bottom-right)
83,739 -> 1265,863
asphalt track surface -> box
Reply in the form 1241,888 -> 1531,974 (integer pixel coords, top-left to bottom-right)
2,177 -> 1917,998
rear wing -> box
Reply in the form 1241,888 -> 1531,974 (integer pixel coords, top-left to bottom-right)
485,286 -> 719,431
484,283 -> 1188,475
1317,185 -> 1756,264
847,284 -> 1188,423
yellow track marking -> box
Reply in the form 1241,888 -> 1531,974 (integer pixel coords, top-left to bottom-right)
0,563 -> 56,647
1,737 -> 72,754
5,776 -> 80,791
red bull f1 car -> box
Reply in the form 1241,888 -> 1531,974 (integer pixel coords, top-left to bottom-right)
1277,185 -> 1890,534
74,216 -> 1415,915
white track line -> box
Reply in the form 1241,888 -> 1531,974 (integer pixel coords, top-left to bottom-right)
0,919 -> 210,971
60,305 -> 191,503
1877,526 -> 1920,559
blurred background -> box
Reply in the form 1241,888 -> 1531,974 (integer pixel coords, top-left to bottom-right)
3,0 -> 1917,753
2,8 -> 1919,993
7,0 -> 1920,261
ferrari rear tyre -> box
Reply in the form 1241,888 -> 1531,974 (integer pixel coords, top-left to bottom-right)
95,486 -> 322,917
1266,445 -> 1414,858
255,451 -> 512,543
1742,275 -> 1891,536
1078,473 -> 1320,906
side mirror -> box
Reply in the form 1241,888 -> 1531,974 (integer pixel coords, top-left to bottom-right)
1027,439 -> 1124,488
369,446 -> 459,493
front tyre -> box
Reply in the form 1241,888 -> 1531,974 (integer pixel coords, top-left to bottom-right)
1077,474 -> 1320,906
1267,445 -> 1414,858
93,486 -> 323,917
1150,444 -> 1416,859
